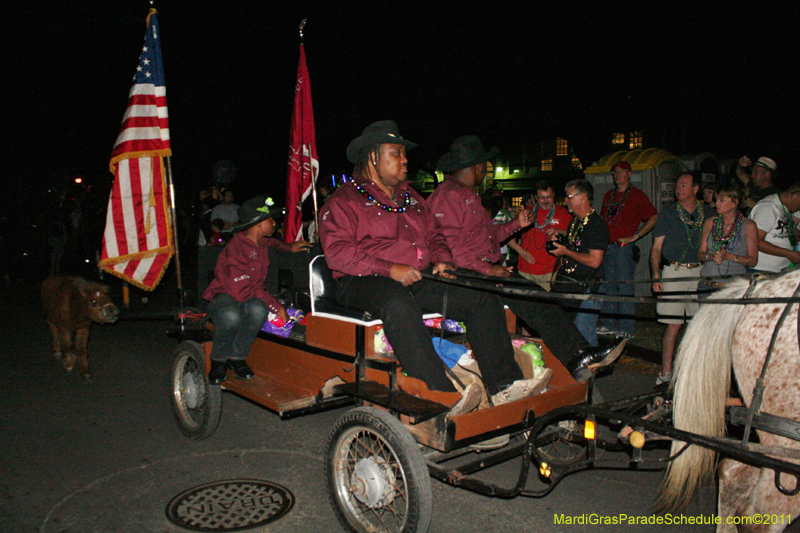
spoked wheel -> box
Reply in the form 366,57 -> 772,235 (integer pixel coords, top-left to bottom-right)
170,340 -> 222,440
326,407 -> 432,533
535,414 -> 602,467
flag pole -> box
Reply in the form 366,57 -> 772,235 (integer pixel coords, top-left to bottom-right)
299,19 -> 321,242
150,0 -> 185,306
164,155 -> 186,306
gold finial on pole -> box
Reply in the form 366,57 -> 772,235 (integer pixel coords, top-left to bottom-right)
298,19 -> 307,41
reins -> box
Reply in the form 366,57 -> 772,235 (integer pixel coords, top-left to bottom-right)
421,269 -> 800,306
740,277 -> 800,449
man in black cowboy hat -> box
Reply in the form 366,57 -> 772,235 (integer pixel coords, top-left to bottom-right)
319,121 -> 547,411
428,136 -> 627,381
203,196 -> 311,384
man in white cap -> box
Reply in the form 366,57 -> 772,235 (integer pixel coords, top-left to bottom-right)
739,155 -> 780,209
750,181 -> 800,272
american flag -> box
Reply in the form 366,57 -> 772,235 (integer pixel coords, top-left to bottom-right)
99,9 -> 173,290
284,45 -> 318,243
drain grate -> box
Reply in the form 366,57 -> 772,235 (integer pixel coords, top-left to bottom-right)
165,479 -> 294,532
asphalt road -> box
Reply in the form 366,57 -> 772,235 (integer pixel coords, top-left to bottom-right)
0,276 -> 750,533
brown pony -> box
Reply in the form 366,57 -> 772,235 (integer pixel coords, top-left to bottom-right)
657,270 -> 800,532
42,276 -> 119,379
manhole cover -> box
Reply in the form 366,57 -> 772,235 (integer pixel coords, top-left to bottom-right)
165,479 -> 294,532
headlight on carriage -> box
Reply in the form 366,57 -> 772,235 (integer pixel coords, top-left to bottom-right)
583,419 -> 595,440
539,462 -> 551,478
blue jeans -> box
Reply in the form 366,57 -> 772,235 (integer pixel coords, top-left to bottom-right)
575,296 -> 603,347
600,244 -> 636,336
207,294 -> 269,362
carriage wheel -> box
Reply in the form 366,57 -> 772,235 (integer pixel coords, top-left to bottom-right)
326,407 -> 433,533
535,414 -> 602,467
170,340 -> 222,440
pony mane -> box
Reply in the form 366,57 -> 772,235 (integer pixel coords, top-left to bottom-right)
654,276 -> 751,513
74,277 -> 110,296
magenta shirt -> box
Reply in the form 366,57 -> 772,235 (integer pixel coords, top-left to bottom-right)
319,176 -> 453,279
202,231 -> 291,313
427,177 -> 520,274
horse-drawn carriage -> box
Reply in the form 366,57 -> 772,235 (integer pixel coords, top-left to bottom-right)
168,252 -> 800,533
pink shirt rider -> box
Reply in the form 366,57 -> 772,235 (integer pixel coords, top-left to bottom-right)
319,175 -> 452,279
203,231 -> 291,314
427,176 -> 520,275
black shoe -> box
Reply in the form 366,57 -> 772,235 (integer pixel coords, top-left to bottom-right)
208,361 -> 228,385
567,339 -> 628,382
228,360 -> 254,380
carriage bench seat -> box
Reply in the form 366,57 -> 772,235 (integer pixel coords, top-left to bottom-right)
306,255 -> 441,357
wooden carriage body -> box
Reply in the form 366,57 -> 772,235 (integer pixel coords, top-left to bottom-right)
202,255 -> 588,453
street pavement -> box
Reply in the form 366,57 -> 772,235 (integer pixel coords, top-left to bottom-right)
0,275 -> 755,533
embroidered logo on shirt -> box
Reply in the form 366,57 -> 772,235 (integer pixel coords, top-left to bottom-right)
234,275 -> 251,282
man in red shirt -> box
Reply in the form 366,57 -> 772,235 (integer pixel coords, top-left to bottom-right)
598,161 -> 658,339
203,196 -> 311,384
428,136 -> 625,378
319,121 -> 547,409
510,180 -> 571,291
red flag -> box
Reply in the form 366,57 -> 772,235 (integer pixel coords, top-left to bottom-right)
284,45 -> 319,243
99,9 -> 173,290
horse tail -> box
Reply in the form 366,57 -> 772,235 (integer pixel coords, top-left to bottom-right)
654,279 -> 750,514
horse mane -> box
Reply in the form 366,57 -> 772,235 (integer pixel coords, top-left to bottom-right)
74,277 -> 110,296
654,277 -> 750,514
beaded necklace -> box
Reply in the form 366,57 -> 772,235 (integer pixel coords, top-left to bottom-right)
604,184 -> 631,224
349,177 -> 410,213
530,205 -> 555,251
675,200 -> 705,265
677,200 -> 704,230
710,212 -> 744,253
533,204 -> 555,229
779,202 -> 797,247
562,209 -> 594,274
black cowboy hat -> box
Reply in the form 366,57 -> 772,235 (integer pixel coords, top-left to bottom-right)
231,196 -> 285,233
437,135 -> 499,173
346,120 -> 418,163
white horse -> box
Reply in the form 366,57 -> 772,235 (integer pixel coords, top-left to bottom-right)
656,269 -> 800,532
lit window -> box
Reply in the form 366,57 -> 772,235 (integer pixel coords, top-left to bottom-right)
612,132 -> 625,145
571,156 -> 583,170
629,131 -> 643,149
541,159 -> 553,171
511,197 -> 523,208
556,138 -> 568,156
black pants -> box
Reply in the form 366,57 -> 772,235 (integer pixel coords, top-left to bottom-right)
502,282 -> 589,367
336,275 -> 522,395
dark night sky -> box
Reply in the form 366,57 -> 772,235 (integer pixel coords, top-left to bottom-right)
7,2 -> 800,199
